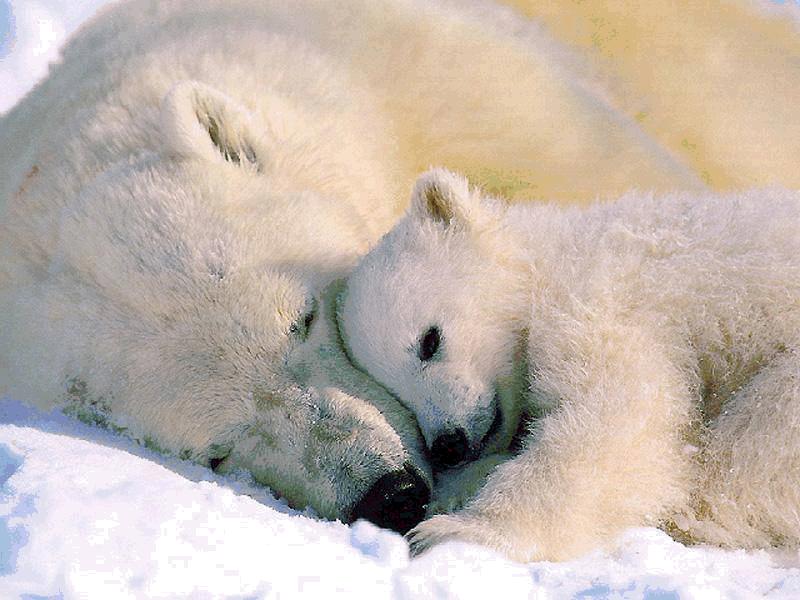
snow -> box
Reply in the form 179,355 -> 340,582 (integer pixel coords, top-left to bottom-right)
1,398 -> 799,599
0,0 -> 118,114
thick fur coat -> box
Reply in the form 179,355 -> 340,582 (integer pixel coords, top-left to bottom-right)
340,168 -> 800,560
499,0 -> 800,190
0,0 -> 704,528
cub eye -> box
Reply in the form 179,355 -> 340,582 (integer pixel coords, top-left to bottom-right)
418,326 -> 441,362
289,299 -> 317,340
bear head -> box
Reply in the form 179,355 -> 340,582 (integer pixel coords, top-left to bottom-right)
339,169 -> 531,471
2,81 -> 431,532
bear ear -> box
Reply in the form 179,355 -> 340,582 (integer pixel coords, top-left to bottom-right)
160,80 -> 262,171
410,168 -> 476,227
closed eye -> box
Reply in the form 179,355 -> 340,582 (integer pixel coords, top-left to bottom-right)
289,298 -> 317,341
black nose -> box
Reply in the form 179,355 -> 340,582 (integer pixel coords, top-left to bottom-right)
430,429 -> 468,469
350,464 -> 430,534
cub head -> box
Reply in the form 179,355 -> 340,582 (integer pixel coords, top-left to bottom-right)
339,169 -> 530,471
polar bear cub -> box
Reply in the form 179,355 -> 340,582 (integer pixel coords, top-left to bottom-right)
339,168 -> 800,561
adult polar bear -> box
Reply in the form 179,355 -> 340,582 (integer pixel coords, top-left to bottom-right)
0,0 -> 696,531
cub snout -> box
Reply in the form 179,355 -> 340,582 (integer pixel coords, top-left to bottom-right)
429,397 -> 503,470
430,428 -> 469,469
350,463 -> 430,534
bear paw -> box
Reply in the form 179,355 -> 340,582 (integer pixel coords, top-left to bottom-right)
426,453 -> 511,516
406,511 -> 536,561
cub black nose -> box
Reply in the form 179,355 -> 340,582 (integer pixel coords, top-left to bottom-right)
350,464 -> 430,534
430,428 -> 468,469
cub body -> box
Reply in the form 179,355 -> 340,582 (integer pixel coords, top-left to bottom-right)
340,168 -> 800,559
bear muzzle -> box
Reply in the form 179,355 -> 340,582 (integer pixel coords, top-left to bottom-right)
349,463 -> 430,534
428,394 -> 503,470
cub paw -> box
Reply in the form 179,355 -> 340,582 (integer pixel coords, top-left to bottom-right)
427,453 -> 510,515
407,511 -> 531,560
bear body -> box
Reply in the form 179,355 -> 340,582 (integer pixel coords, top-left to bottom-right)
0,0 -> 704,530
0,0 -> 702,531
498,0 -> 800,190
0,0 -> 438,531
340,168 -> 800,560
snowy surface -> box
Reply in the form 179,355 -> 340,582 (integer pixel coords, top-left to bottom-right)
0,0 -> 119,113
1,398 -> 799,599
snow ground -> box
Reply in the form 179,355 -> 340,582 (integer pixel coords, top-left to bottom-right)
0,0 -> 116,113
1,398 -> 799,599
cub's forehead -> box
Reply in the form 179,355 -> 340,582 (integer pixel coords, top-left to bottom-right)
343,223 -> 456,341
350,225 -> 437,299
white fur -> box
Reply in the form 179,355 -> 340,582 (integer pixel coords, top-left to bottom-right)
0,0 -> 707,523
340,168 -> 800,560
497,0 -> 800,190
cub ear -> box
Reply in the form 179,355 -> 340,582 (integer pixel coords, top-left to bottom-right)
160,80 -> 262,171
410,168 -> 476,227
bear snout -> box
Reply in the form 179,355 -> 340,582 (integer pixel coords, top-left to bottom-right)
430,428 -> 469,470
349,463 -> 430,534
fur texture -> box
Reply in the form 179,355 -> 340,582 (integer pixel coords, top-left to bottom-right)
340,168 -> 800,560
0,0 -> 706,525
498,0 -> 800,189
